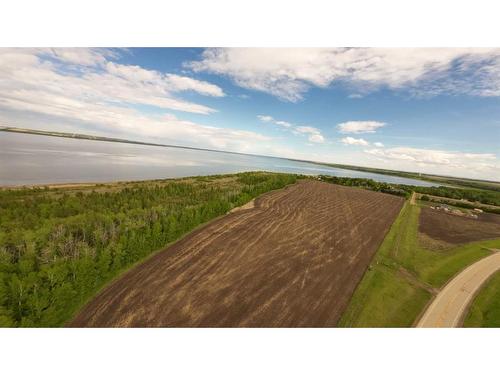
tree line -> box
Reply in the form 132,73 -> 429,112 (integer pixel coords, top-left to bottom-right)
411,185 -> 500,207
317,175 -> 410,197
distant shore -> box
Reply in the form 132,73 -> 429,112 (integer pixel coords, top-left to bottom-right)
2,126 -> 499,191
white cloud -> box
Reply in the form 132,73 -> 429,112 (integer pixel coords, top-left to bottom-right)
373,142 -> 384,148
257,115 -> 290,127
0,48 -> 282,153
42,47 -> 116,66
274,120 -> 292,128
257,115 -> 324,143
341,137 -> 369,146
364,147 -> 500,175
309,134 -> 325,143
0,49 -> 225,116
103,61 -> 225,97
295,126 -> 320,134
163,73 -> 225,97
257,115 -> 274,122
337,121 -> 386,134
295,126 -> 325,143
186,48 -> 500,101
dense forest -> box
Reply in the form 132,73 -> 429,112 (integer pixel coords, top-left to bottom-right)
0,172 -> 299,327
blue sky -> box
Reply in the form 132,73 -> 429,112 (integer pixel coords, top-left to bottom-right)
0,48 -> 499,180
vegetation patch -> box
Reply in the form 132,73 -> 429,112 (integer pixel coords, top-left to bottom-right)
464,271 -> 500,327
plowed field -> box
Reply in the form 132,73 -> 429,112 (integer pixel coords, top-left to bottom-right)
70,180 -> 403,327
419,207 -> 500,245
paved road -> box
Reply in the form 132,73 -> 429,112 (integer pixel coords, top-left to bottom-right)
417,250 -> 500,327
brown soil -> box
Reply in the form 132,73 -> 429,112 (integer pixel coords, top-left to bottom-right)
69,180 -> 404,327
229,199 -> 255,213
419,207 -> 500,245
478,212 -> 500,225
418,232 -> 454,251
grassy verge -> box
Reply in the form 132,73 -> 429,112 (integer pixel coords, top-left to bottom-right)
339,201 -> 498,327
463,271 -> 500,327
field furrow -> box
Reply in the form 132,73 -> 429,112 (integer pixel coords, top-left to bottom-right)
70,180 -> 404,327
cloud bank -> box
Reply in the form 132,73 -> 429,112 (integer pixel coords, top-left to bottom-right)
187,48 -> 500,101
0,48 -> 278,152
365,147 -> 500,177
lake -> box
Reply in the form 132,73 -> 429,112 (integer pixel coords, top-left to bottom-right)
0,132 -> 437,187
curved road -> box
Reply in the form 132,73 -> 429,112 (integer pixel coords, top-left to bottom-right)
417,250 -> 500,327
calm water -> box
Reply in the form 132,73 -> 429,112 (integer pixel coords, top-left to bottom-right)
0,132 -> 437,187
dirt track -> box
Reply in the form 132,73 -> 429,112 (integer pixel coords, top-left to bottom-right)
70,180 -> 403,327
417,250 -> 500,327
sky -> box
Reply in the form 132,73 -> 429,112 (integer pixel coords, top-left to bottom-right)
0,47 -> 499,181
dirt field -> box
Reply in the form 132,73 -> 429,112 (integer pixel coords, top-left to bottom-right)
419,207 -> 500,245
479,212 -> 500,225
70,180 -> 404,327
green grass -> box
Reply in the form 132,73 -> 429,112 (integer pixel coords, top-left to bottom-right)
339,201 -> 499,327
339,262 -> 430,327
463,271 -> 500,327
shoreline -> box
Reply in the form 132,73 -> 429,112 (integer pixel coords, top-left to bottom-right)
0,171 -> 297,190
3,126 -> 499,188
